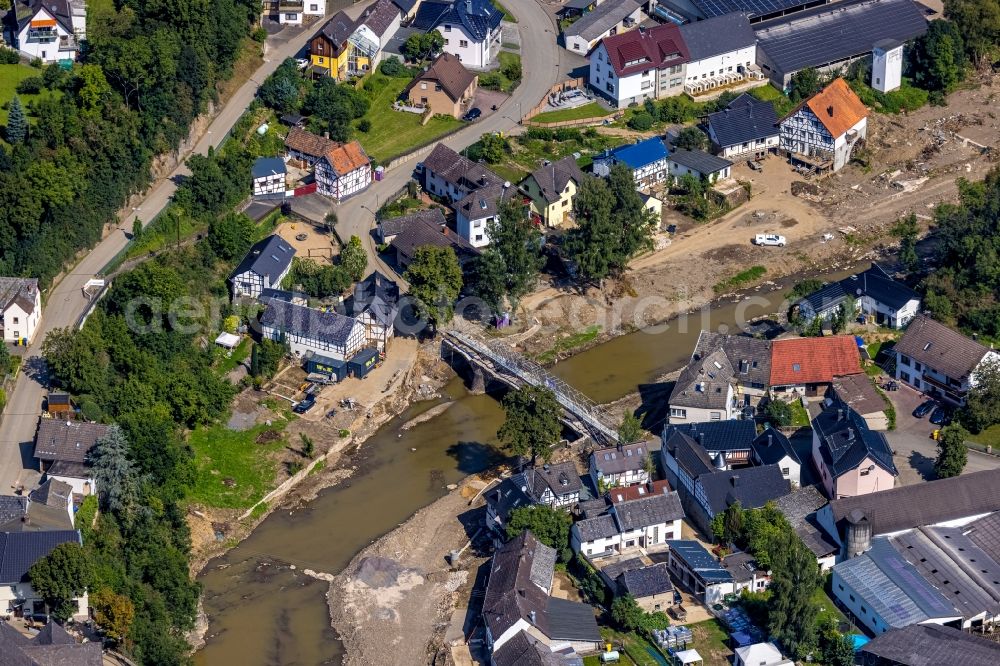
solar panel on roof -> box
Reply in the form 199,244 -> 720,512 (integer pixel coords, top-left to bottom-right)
693,0 -> 813,19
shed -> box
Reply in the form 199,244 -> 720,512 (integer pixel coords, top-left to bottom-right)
348,348 -> 380,378
46,393 -> 72,416
215,332 -> 241,349
305,353 -> 349,382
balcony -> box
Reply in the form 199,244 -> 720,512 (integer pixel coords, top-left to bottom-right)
684,65 -> 766,100
278,0 -> 304,9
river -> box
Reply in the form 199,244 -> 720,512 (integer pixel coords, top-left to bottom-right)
195,264 -> 865,664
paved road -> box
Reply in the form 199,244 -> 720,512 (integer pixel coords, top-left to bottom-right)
0,2 -> 568,493
0,21 -> 325,493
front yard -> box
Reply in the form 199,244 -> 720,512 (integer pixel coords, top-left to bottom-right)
0,64 -> 62,125
531,101 -> 613,125
353,72 -> 463,163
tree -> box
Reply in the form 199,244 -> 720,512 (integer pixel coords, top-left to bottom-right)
627,112 -> 654,131
934,424 -> 969,478
91,587 -> 135,645
402,32 -> 444,61
28,543 -> 93,622
722,501 -> 745,546
208,212 -> 255,261
821,632 -> 856,666
6,95 -> 27,144
475,133 -> 510,164
674,126 -> 708,151
0,341 -> 11,377
505,504 -> 572,552
131,217 -> 143,240
497,385 -> 561,465
300,433 -> 315,458
762,399 -> 792,427
475,201 -> 543,314
252,338 -> 287,378
910,20 -> 966,92
611,595 -> 646,632
961,358 -> 1000,432
405,245 -> 463,330
768,531 -> 821,659
340,235 -> 368,282
565,163 -> 656,284
944,0 -> 1000,61
892,213 -> 920,273
788,68 -> 821,102
89,425 -> 144,524
618,411 -> 643,445
379,56 -> 406,76
258,58 -> 301,113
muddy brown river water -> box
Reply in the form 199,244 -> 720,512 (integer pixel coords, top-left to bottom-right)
195,265 -> 865,664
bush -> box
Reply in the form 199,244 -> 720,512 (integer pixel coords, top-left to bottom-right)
479,72 -> 503,90
0,47 -> 19,64
554,128 -> 581,142
627,112 -> 654,131
357,118 -> 372,133
501,58 -> 522,82
762,399 -> 793,427
80,400 -> 103,422
379,56 -> 406,77
16,76 -> 44,94
525,127 -> 554,141
251,26 -> 268,43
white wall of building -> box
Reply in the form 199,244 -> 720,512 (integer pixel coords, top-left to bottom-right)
2,296 -> 41,343
871,44 -> 903,93
49,474 -> 95,498
1,582 -> 89,619
456,212 -> 493,248
438,23 -> 493,69
684,45 -> 755,84
16,8 -> 77,63
668,160 -> 731,182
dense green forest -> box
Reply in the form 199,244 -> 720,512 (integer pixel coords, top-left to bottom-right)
0,0 -> 258,283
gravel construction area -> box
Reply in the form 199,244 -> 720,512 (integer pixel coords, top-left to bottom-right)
328,478 -> 490,666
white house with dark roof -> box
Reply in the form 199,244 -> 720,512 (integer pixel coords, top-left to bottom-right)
587,23 -> 689,108
563,0 -> 643,55
351,271 -> 399,350
707,94 -> 780,159
668,149 -> 733,183
229,235 -> 296,301
795,263 -> 920,330
455,182 -> 515,248
426,0 -> 504,69
750,426 -> 801,487
33,419 -> 109,499
811,401 -> 897,500
588,441 -> 652,489
422,143 -> 504,202
0,530 -> 88,620
665,539 -> 735,605
0,277 -> 42,344
892,314 -> 999,406
265,0 -> 326,25
260,300 -> 366,361
13,0 -> 86,63
677,12 -> 761,97
252,157 -> 287,197
571,490 -> 684,558
485,462 -> 583,537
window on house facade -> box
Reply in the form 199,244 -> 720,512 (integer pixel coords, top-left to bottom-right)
914,362 -> 922,372
460,40 -> 468,47
435,83 -> 442,91
285,13 -> 297,19
670,408 -> 686,418
310,3 -> 318,9
12,317 -> 18,324
420,82 -> 427,89
900,371 -> 911,382
444,24 -> 451,31
781,467 -> 789,475
710,412 -> 721,421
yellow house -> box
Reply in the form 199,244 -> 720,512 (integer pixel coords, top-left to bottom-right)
310,12 -> 357,80
520,156 -> 588,227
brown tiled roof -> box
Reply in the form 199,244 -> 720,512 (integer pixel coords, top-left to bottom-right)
406,53 -> 477,102
527,156 -> 586,204
323,140 -> 370,175
609,479 -> 670,503
361,0 -> 399,37
830,373 -> 886,417
389,212 -> 478,260
799,78 -> 868,138
33,419 -> 109,464
770,335 -> 861,386
285,127 -> 339,159
422,143 -> 503,192
317,11 -> 359,54
894,314 -> 992,381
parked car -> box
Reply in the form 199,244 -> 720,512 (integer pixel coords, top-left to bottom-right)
462,107 -> 482,122
913,400 -> 936,418
747,160 -> 761,171
293,395 -> 316,414
754,234 -> 786,246
930,406 -> 952,426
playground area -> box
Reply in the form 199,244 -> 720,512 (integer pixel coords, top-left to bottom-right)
275,220 -> 338,265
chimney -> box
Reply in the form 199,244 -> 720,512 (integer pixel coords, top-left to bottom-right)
323,131 -> 330,139
529,610 -> 537,624
827,105 -> 834,117
730,475 -> 739,487
697,432 -> 704,446
837,408 -> 844,422
767,434 -> 773,447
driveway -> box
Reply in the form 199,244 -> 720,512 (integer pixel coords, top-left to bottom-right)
885,382 -> 1000,484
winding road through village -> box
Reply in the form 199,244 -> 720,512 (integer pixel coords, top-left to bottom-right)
0,0 -> 569,493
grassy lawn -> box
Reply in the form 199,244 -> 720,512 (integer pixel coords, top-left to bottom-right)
0,64 -> 61,125
354,72 -> 463,163
531,101 -> 613,124
216,338 -> 251,374
536,325 -> 602,364
492,0 -> 517,21
789,399 -> 810,427
968,424 -> 1000,450
689,619 -> 733,666
749,84 -> 795,116
713,266 -> 766,294
481,52 -> 522,93
816,579 -> 852,629
188,420 -> 291,509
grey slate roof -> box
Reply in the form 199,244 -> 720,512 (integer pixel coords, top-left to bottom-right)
799,263 -> 919,315
0,530 -> 82,583
545,596 -> 601,642
389,210 -> 479,260
811,401 -> 896,477
669,348 -> 734,410
574,514 -> 618,542
600,556 -> 645,582
755,0 -> 928,77
664,420 -> 757,453
707,95 -> 779,149
251,156 -> 286,180
697,465 -> 790,515
721,551 -> 763,584
894,314 -> 992,382
379,207 -> 447,241
669,331 -> 771,409
491,630 -> 565,666
591,442 -> 650,476
860,623 -> 1000,666
695,331 -> 772,387
526,462 -> 583,499
527,156 -> 587,204
613,491 -> 684,531
230,235 -> 296,284
423,143 -> 504,193
750,427 -> 800,467
486,477 -> 534,529
830,373 -> 886,417
578,498 -> 611,519
667,539 -> 734,583
618,562 -> 673,598
663,431 -> 716,479
670,149 -> 733,176
260,300 -> 363,347
678,12 -> 756,61
775,484 -> 838,558
483,531 -> 554,641
563,0 -> 642,42
827,469 -> 1000,539
455,182 -> 512,221
0,496 -> 29,530
0,277 -> 39,315
1,621 -> 103,666
33,419 -> 109,464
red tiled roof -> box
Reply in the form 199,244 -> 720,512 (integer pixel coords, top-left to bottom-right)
285,127 -> 339,158
609,480 -> 671,504
324,140 -> 370,175
600,24 -> 689,78
769,335 -> 862,386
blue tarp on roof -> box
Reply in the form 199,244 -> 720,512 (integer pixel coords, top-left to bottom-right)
611,137 -> 668,170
